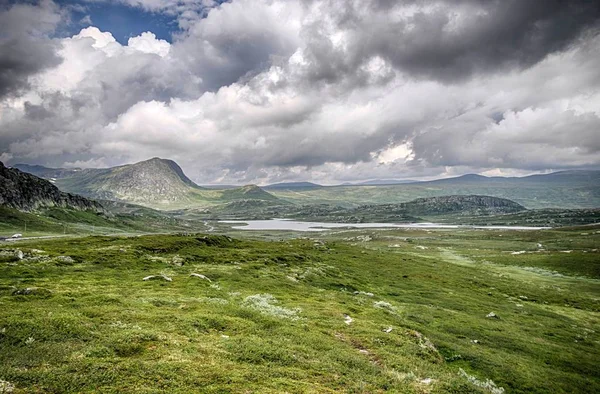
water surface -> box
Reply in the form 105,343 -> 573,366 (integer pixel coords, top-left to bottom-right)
220,219 -> 549,232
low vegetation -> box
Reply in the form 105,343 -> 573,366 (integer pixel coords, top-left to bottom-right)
1,227 -> 598,392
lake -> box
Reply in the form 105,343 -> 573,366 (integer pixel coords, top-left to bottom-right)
220,219 -> 550,232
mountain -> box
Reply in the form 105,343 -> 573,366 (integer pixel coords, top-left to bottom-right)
14,158 -> 281,209
0,161 -> 103,212
422,171 -> 600,185
353,179 -> 419,186
268,170 -> 600,209
12,164 -> 80,180
51,157 -> 203,206
222,185 -> 281,201
519,170 -> 600,183
264,182 -> 323,190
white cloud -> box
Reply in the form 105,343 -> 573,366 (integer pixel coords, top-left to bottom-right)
128,32 -> 170,57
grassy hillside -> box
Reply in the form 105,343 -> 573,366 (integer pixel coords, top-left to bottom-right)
269,172 -> 600,209
0,228 -> 598,392
0,205 -> 209,238
15,159 -> 282,210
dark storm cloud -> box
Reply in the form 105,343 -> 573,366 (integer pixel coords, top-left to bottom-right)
0,1 -> 64,98
299,0 -> 600,85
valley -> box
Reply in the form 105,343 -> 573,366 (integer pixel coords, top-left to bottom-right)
1,158 -> 599,393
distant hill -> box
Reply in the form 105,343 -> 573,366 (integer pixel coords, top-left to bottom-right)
352,179 -> 419,186
264,182 -> 323,190
268,170 -> 600,209
15,158 -> 281,209
12,163 -> 80,180
0,161 -> 103,212
399,195 -> 526,216
222,185 -> 281,201
421,171 -> 600,185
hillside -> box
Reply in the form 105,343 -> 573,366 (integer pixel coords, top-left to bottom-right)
54,158 -> 203,205
15,159 -> 281,209
199,195 -> 528,224
400,195 -> 526,215
0,161 -> 103,212
264,182 -> 323,190
0,229 -> 598,392
12,164 -> 80,180
269,170 -> 600,209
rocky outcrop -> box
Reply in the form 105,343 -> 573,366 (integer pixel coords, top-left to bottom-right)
403,195 -> 526,215
0,161 -> 104,212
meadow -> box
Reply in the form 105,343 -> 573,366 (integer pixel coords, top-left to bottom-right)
0,225 -> 598,393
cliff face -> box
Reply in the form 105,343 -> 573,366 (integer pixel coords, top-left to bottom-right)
0,162 -> 104,212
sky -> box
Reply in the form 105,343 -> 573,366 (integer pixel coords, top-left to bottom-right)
0,0 -> 599,185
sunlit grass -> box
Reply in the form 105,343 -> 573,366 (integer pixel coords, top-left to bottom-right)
0,228 -> 598,392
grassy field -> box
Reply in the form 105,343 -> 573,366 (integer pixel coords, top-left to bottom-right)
0,206 -> 212,238
0,226 -> 598,393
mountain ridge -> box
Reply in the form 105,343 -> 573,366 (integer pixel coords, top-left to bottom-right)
13,158 -> 281,209
0,161 -> 103,212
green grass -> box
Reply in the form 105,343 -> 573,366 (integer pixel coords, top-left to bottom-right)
0,228 -> 598,393
0,206 -> 211,238
269,182 -> 600,209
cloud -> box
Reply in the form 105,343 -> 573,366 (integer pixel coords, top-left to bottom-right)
0,0 -> 599,183
0,0 -> 65,99
295,0 -> 600,84
128,32 -> 170,57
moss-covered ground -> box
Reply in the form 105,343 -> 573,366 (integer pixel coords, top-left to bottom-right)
0,226 -> 598,393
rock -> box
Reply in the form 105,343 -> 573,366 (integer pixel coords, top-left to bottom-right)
420,378 -> 434,385
519,295 -> 528,300
486,312 -> 498,318
143,274 -> 172,282
343,314 -> 353,325
383,326 -> 393,333
56,255 -> 75,264
0,379 -> 15,393
189,273 -> 211,282
0,161 -> 104,212
11,287 -> 52,297
353,291 -> 374,297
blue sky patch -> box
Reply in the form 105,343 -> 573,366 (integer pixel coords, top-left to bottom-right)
54,0 -> 179,43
